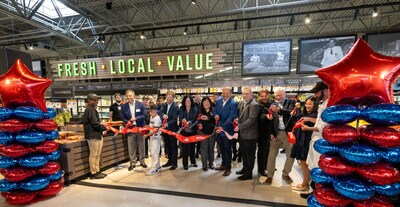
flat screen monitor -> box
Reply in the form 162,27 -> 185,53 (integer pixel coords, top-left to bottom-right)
297,35 -> 356,73
242,39 -> 291,75
367,32 -> 400,57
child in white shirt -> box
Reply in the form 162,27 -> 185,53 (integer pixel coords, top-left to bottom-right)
144,104 -> 162,175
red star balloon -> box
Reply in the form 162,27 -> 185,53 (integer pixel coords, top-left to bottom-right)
0,59 -> 52,112
316,38 -> 400,107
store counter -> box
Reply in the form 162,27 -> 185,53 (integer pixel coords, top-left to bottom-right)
59,134 -> 129,184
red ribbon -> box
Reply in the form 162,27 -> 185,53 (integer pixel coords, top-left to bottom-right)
287,119 -> 303,144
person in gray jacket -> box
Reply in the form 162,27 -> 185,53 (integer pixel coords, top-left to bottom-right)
82,93 -> 109,179
235,87 -> 259,180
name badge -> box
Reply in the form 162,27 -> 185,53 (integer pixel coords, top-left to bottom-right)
136,109 -> 141,112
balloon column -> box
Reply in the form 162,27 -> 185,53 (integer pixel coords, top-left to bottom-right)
0,60 -> 63,205
307,39 -> 400,207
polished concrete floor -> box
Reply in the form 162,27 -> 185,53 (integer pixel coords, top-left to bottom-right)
0,151 -> 309,207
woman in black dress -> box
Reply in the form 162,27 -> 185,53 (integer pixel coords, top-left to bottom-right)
291,98 -> 318,191
198,97 -> 216,171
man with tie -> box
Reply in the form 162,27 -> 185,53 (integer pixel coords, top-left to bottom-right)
265,87 -> 296,184
120,89 -> 147,171
159,90 -> 180,170
235,87 -> 259,180
321,38 -> 344,68
215,87 -> 238,176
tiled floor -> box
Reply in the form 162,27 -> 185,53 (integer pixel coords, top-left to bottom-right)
0,151 -> 309,207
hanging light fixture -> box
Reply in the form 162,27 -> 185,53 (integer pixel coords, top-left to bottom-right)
305,14 -> 311,24
372,7 -> 378,17
183,27 -> 188,35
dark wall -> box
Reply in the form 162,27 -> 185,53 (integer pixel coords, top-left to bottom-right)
0,48 -> 32,75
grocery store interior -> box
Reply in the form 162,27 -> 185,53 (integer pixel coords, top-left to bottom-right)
0,0 -> 400,206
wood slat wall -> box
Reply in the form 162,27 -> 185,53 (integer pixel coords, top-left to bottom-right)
51,49 -> 226,81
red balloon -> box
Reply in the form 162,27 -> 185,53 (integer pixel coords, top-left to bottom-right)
38,180 -> 63,196
38,161 -> 61,175
360,126 -> 400,148
4,190 -> 37,205
0,59 -> 52,112
322,125 -> 359,144
36,141 -> 59,154
319,156 -> 355,176
34,119 -> 58,132
353,195 -> 394,207
357,162 -> 400,185
315,38 -> 400,107
314,187 -> 352,207
2,167 -> 36,182
315,183 -> 325,189
0,119 -> 31,133
0,144 -> 34,158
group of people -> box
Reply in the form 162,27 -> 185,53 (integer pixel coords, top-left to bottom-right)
82,81 -> 330,199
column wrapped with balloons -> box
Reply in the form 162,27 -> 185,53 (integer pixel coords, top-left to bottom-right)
307,39 -> 400,207
0,60 -> 63,205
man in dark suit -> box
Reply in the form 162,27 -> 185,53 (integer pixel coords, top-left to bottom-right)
215,87 -> 238,176
120,89 -> 147,171
235,87 -> 259,180
265,87 -> 296,184
159,90 -> 180,170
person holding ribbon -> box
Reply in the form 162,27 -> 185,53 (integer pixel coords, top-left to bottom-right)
290,98 -> 318,191
179,95 -> 199,170
197,96 -> 216,171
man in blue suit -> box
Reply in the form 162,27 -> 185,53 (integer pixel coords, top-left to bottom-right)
159,90 -> 180,170
120,89 -> 147,171
215,87 -> 238,176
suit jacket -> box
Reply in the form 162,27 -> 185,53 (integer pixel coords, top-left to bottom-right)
238,98 -> 259,140
277,98 -> 296,132
159,101 -> 179,132
120,101 -> 147,127
214,97 -> 238,137
258,100 -> 273,138
179,106 -> 199,134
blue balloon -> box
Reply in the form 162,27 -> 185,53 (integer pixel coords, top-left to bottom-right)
14,106 -> 44,120
16,131 -> 47,144
333,178 -> 375,200
307,194 -> 325,207
0,179 -> 18,192
46,130 -> 59,140
314,139 -> 339,155
310,168 -> 334,184
43,108 -> 57,119
48,150 -> 61,161
19,177 -> 50,191
363,104 -> 400,126
322,105 -> 360,125
19,154 -> 49,168
381,147 -> 400,163
0,107 -> 14,121
0,156 -> 17,168
0,132 -> 14,145
49,170 -> 63,181
374,182 -> 400,197
339,144 -> 382,164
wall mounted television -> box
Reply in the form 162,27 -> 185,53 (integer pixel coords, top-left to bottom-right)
242,39 -> 292,75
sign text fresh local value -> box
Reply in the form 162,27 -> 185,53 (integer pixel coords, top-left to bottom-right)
57,53 -> 214,77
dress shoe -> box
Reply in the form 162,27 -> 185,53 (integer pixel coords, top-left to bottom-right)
215,165 -> 225,171
237,157 -> 242,163
145,155 -> 149,158
195,153 -> 199,158
128,165 -> 135,171
222,169 -> 231,176
216,153 -> 221,158
202,167 -> 208,171
169,165 -> 177,170
183,166 -> 188,170
258,171 -> 268,177
237,175 -> 252,180
178,154 -> 183,159
162,162 -> 172,168
98,172 -> 107,177
236,169 -> 245,175
192,163 -> 198,167
90,173 -> 105,179
232,154 -> 237,161
208,164 -> 215,170
300,192 -> 313,199
264,177 -> 273,185
280,149 -> 286,154
140,162 -> 147,168
282,175 -> 293,184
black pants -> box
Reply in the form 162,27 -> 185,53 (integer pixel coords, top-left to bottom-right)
164,134 -> 178,166
231,139 -> 238,157
239,139 -> 257,177
163,133 -> 170,158
257,135 -> 270,172
182,143 -> 196,167
145,138 -> 149,156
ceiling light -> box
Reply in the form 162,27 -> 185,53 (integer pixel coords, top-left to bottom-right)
247,20 -> 251,29
234,21 -> 238,31
29,45 -> 33,50
293,47 -> 298,50
353,9 -> 359,20
289,15 -> 295,25
152,30 -> 155,38
305,15 -> 311,24
140,32 -> 146,39
191,0 -> 196,5
196,25 -> 200,34
183,27 -> 188,35
100,35 -> 105,43
372,7 -> 378,17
